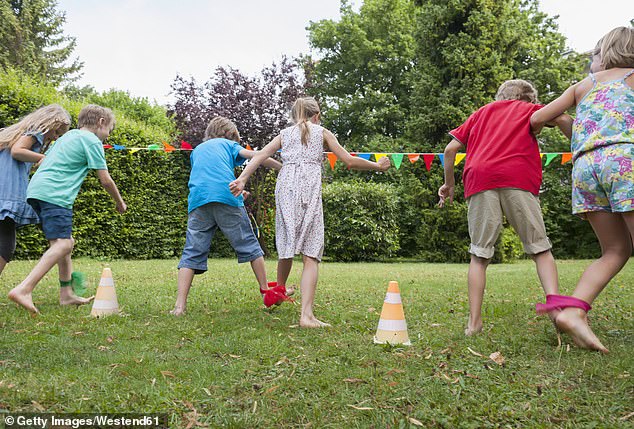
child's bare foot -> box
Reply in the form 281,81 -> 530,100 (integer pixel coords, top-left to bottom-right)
170,306 -> 186,316
465,320 -> 482,336
555,308 -> 608,354
285,285 -> 296,297
60,294 -> 94,306
299,316 -> 331,328
8,287 -> 39,314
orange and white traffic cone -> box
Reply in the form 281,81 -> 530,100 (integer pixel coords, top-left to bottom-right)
90,267 -> 120,317
374,281 -> 411,345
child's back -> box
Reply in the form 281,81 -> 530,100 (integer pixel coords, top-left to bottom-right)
188,138 -> 246,212
450,99 -> 543,199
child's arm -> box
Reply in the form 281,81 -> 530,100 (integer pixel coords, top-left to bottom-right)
530,85 -> 577,135
550,113 -> 574,140
230,136 -> 282,196
10,135 -> 45,163
438,139 -> 464,207
323,129 -> 390,171
238,149 -> 282,170
96,169 -> 127,214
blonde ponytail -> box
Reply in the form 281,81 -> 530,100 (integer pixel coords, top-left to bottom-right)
290,97 -> 320,146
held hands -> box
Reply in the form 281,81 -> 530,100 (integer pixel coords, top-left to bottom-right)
229,178 -> 246,197
376,156 -> 391,171
437,184 -> 454,208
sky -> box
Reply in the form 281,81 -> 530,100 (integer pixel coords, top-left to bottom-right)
56,0 -> 633,105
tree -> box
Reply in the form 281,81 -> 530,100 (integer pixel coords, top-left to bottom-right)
0,0 -> 82,85
169,57 -> 305,254
306,0 -> 418,148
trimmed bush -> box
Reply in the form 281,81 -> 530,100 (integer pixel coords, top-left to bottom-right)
323,180 -> 400,261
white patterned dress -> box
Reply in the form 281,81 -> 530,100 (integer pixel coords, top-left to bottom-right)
276,123 -> 325,261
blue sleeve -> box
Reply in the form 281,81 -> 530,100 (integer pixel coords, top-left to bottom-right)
232,143 -> 246,167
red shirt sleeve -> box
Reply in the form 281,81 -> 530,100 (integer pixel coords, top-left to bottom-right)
448,108 -> 481,146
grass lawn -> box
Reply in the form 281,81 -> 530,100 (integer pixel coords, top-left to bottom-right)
1,258 -> 632,428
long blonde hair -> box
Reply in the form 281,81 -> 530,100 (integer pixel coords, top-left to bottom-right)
290,97 -> 320,145
0,104 -> 71,150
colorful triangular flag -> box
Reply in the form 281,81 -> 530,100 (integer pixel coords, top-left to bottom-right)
327,152 -> 337,170
147,144 -> 161,151
374,153 -> 387,161
408,154 -> 420,163
358,153 -> 371,160
163,141 -> 176,152
454,153 -> 466,166
561,153 -> 572,164
422,154 -> 434,171
391,153 -> 404,170
544,153 -> 558,166
181,140 -> 193,150
438,154 -> 445,167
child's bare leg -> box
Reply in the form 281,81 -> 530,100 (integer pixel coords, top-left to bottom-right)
250,256 -> 269,290
277,258 -> 294,293
531,250 -> 559,322
0,257 -> 6,276
171,268 -> 195,316
466,255 -> 489,335
8,238 -> 74,313
298,255 -> 329,328
57,246 -> 92,306
557,212 -> 630,353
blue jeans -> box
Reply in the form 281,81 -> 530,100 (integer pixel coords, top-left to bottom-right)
178,203 -> 264,274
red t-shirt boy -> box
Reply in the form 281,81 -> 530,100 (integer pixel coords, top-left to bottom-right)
437,79 -> 572,337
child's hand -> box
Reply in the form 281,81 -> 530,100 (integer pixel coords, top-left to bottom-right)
437,184 -> 454,208
241,190 -> 251,200
229,178 -> 245,197
116,201 -> 127,214
376,156 -> 391,171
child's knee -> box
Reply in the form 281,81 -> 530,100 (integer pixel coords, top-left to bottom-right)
53,238 -> 74,254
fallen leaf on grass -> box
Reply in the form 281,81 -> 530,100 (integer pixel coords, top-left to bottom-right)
347,405 -> 374,411
31,401 -> 45,412
619,411 -> 634,421
430,323 -> 442,327
385,369 -> 405,376
408,417 -> 424,427
489,352 -> 505,366
387,381 -> 398,387
343,378 -> 367,384
73,331 -> 85,336
368,307 -> 376,313
288,325 -> 299,328
275,357 -> 289,366
202,388 -> 212,397
106,336 -> 114,343
228,354 -> 240,359
264,385 -> 279,395
160,370 -> 175,378
467,347 -> 484,357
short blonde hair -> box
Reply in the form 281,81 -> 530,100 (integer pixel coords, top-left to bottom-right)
599,26 -> 634,69
0,104 -> 71,150
290,97 -> 320,145
78,104 -> 115,129
495,79 -> 538,103
204,117 -> 240,142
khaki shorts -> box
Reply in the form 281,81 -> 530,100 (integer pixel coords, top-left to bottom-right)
467,188 -> 551,259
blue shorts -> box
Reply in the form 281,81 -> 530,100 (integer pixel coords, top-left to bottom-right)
28,199 -> 73,240
178,202 -> 264,274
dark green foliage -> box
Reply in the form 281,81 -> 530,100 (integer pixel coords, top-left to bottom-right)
323,181 -> 400,261
0,0 -> 82,85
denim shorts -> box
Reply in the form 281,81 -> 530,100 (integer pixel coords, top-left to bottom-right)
28,199 -> 73,240
178,202 -> 264,274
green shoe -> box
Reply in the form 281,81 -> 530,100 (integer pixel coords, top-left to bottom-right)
71,271 -> 87,297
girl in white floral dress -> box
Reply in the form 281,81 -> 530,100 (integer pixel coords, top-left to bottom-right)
230,97 -> 390,327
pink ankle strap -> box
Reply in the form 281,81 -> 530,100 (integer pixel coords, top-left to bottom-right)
536,294 -> 591,314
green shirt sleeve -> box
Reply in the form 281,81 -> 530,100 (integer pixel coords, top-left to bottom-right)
85,139 -> 108,170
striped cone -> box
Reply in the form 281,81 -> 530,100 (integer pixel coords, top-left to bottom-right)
90,268 -> 120,317
374,281 -> 411,345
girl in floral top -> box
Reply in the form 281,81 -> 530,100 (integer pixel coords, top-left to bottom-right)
530,27 -> 634,353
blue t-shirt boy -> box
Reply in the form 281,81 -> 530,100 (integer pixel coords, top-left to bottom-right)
187,138 -> 247,212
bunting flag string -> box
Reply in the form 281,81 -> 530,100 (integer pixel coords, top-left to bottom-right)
102,142 -> 574,171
